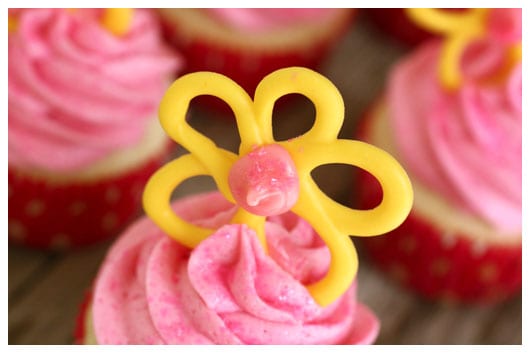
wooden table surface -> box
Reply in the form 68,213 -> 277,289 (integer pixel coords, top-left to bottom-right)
8,13 -> 522,345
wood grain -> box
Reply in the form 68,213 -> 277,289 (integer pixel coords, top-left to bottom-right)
8,13 -> 521,345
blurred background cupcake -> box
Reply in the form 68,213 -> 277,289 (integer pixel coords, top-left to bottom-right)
156,8 -> 355,114
356,8 -> 522,303
8,8 -> 182,250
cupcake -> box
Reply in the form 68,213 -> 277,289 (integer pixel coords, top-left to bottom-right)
357,8 -> 522,303
8,8 -> 181,250
364,8 -> 465,47
75,192 -> 381,344
156,8 -> 355,113
75,67 -> 413,344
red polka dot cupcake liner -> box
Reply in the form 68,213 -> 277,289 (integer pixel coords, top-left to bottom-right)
363,8 -> 432,47
8,149 -> 171,251
363,8 -> 466,48
158,11 -> 355,115
357,169 -> 521,304
354,113 -> 521,304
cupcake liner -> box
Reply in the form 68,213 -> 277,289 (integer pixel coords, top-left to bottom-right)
364,9 -> 467,48
159,11 -> 355,115
364,8 -> 432,47
354,113 -> 522,304
8,145 -> 171,250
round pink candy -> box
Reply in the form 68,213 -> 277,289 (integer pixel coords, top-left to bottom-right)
228,144 -> 299,216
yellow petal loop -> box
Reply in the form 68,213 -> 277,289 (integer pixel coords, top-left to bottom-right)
406,8 -> 490,91
286,139 -> 413,236
158,72 -> 256,198
284,138 -> 413,306
100,8 -> 133,36
253,67 -> 344,148
405,8 -> 488,35
145,67 -> 413,307
143,154 -> 215,248
439,36 -> 470,90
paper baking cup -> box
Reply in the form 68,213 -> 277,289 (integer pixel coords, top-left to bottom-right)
8,148 -> 170,250
158,11 -> 355,115
364,8 -> 433,47
364,9 -> 468,48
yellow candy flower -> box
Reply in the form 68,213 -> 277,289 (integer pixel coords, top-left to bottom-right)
143,67 -> 413,307
406,8 -> 521,90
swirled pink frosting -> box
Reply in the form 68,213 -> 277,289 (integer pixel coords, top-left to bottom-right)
387,38 -> 522,233
92,192 -> 379,344
206,8 -> 337,32
8,8 -> 180,171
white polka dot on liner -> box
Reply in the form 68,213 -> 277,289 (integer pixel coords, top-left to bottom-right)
69,201 -> 87,216
479,263 -> 499,283
50,233 -> 71,250
9,220 -> 27,242
25,199 -> 45,217
105,186 -> 121,204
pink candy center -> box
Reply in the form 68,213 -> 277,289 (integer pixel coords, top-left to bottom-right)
228,144 -> 299,216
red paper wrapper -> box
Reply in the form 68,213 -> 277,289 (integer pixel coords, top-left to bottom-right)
364,8 -> 466,48
158,10 -> 355,115
8,146 -> 171,250
354,112 -> 522,304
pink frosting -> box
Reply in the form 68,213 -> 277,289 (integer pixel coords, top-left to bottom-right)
486,8 -> 521,44
92,192 -> 379,344
387,38 -> 522,233
8,9 -> 180,171
206,8 -> 337,32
